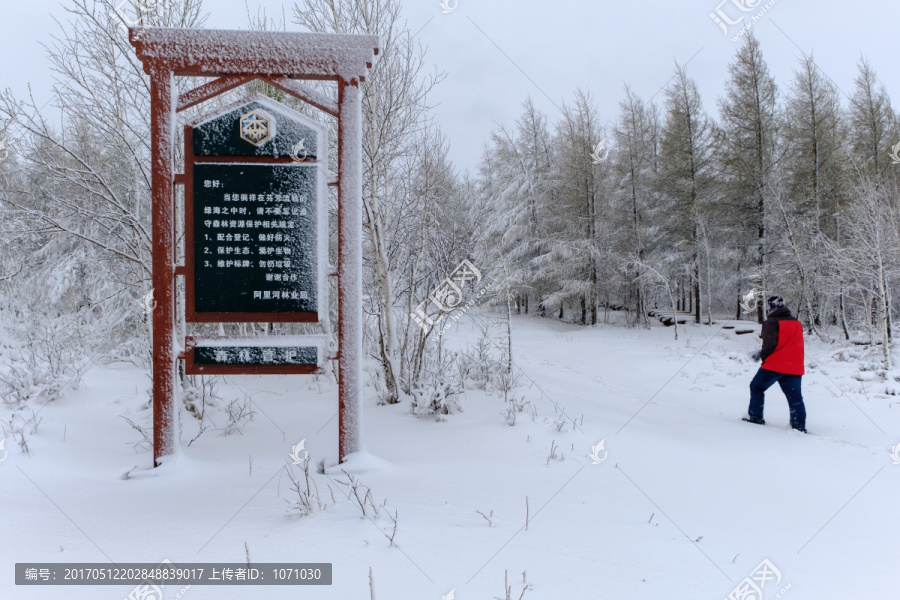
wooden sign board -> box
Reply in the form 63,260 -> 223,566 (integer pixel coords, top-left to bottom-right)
130,26 -> 378,464
184,96 -> 329,324
183,336 -> 324,375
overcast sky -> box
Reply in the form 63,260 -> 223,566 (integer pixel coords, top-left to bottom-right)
3,0 -> 899,173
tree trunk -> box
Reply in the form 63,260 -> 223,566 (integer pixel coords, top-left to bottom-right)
839,286 -> 851,341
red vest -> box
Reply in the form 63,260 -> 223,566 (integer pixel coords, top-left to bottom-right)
762,319 -> 805,375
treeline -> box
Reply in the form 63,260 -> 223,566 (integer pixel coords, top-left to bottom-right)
474,35 -> 900,356
2,0 -> 899,409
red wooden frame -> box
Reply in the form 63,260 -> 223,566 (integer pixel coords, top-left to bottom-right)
130,27 -> 378,467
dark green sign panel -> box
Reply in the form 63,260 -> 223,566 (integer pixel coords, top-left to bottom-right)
187,98 -> 324,323
194,346 -> 317,367
193,163 -> 317,314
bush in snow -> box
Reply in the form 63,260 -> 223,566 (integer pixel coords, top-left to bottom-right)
182,375 -> 222,420
410,379 -> 463,419
456,321 -> 516,396
406,346 -> 465,419
0,308 -> 91,408
457,327 -> 498,390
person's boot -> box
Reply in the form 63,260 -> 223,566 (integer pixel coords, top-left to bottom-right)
742,415 -> 765,425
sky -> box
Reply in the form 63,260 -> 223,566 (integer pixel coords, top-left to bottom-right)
2,0 -> 899,173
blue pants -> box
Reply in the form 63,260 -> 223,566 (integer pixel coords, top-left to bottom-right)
748,368 -> 806,430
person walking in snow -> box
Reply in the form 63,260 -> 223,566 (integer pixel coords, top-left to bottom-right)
743,295 -> 807,433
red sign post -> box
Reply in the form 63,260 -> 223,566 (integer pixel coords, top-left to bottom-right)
130,28 -> 379,467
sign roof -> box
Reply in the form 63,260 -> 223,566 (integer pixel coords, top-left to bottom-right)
130,27 -> 379,81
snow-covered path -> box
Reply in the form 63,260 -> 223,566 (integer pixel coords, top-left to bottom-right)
2,314 -> 898,599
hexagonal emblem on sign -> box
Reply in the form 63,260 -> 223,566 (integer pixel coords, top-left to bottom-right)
239,109 -> 275,147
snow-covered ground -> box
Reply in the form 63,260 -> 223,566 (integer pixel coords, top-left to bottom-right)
2,313 -> 899,599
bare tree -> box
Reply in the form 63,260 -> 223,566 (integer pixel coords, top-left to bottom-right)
293,0 -> 444,403
0,0 -> 206,363
829,181 -> 899,367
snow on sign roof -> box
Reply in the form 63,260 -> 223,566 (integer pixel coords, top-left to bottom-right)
129,27 -> 380,81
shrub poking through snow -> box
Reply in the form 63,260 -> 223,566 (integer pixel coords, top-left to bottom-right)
223,396 -> 255,436
1,410 -> 42,455
410,379 -> 463,419
496,569 -> 531,600
284,458 -> 326,518
501,395 -> 533,426
182,375 -> 222,420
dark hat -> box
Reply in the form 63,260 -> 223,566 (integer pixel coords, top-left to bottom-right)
767,295 -> 785,310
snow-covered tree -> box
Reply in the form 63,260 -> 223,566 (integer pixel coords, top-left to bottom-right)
717,34 -> 780,323
537,90 -> 611,324
612,87 -> 659,326
847,58 -> 898,183
779,55 -> 849,331
657,65 -> 715,323
479,98 -> 555,315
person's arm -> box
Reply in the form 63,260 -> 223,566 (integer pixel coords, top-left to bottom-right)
759,319 -> 779,361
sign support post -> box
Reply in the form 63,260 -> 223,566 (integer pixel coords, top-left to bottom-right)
337,78 -> 363,459
149,65 -> 178,465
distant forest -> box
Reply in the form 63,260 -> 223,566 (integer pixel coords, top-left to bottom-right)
2,0 -> 898,406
